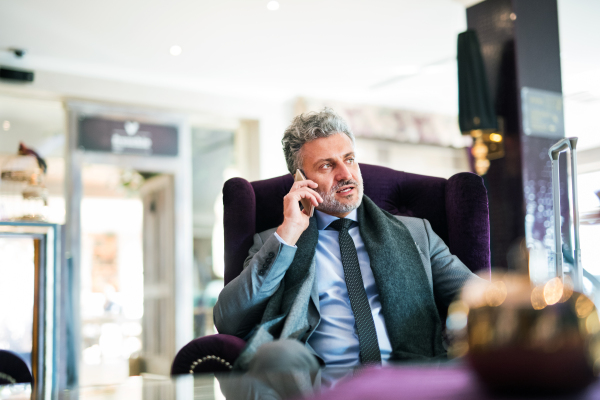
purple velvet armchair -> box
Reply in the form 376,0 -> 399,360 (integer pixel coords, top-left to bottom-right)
0,350 -> 33,384
171,164 -> 490,375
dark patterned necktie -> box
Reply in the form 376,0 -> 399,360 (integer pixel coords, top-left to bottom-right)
329,218 -> 382,365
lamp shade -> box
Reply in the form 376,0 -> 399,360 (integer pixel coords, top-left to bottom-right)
458,30 -> 497,133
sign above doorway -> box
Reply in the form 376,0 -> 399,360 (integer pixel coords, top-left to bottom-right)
78,117 -> 178,156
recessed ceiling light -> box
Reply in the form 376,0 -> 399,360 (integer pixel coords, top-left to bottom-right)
2,120 -> 9,131
170,45 -> 182,56
267,1 -> 279,11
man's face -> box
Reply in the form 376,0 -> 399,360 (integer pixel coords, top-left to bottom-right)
300,133 -> 363,218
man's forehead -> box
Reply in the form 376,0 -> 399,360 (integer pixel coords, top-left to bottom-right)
303,134 -> 355,160
312,151 -> 355,162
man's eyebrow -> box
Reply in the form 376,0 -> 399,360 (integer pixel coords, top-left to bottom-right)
312,152 -> 355,167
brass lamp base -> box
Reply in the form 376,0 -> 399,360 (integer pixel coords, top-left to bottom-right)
466,120 -> 505,176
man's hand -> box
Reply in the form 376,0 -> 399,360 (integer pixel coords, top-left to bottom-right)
276,180 -> 323,246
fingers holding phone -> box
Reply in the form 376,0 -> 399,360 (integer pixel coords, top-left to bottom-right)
293,169 -> 322,216
285,171 -> 322,221
276,170 -> 323,245
290,185 -> 322,214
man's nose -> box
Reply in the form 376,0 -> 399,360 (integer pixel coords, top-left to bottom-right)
335,162 -> 353,181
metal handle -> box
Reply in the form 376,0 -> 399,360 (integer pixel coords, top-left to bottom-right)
569,138 -> 582,292
548,137 -> 582,291
548,138 -> 571,160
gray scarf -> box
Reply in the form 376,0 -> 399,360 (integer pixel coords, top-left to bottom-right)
234,195 -> 445,369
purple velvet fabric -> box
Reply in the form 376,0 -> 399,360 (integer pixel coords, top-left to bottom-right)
446,173 -> 491,279
303,364 -> 502,400
171,334 -> 246,375
223,177 -> 257,286
308,365 -> 479,400
224,164 -> 490,285
0,350 -> 32,384
307,363 -> 600,399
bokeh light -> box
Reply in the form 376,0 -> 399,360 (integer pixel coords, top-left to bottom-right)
543,277 -> 564,305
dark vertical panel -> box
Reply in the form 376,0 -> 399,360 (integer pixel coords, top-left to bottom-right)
466,0 -> 569,269
513,0 -> 571,260
467,0 -> 524,268
513,0 -> 563,92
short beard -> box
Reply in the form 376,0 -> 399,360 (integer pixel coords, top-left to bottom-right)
315,178 -> 364,215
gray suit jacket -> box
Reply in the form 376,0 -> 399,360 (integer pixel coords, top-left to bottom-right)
214,215 -> 477,355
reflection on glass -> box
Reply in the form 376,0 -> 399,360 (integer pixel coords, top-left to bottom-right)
0,237 -> 34,369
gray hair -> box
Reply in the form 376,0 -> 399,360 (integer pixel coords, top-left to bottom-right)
282,108 -> 355,174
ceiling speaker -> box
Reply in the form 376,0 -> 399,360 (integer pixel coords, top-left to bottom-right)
0,66 -> 34,82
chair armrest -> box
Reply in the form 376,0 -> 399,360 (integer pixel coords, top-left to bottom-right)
171,334 -> 246,375
0,350 -> 33,384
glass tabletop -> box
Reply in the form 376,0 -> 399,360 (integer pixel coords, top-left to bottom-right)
4,363 -> 600,400
0,368 -> 358,400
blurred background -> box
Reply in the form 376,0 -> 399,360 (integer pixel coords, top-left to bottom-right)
0,0 -> 599,388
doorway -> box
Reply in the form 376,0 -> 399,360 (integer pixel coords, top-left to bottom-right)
65,102 -> 193,385
79,164 -> 146,385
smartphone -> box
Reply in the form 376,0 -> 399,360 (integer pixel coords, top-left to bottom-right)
294,169 -> 315,217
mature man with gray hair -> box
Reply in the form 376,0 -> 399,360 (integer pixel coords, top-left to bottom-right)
214,108 -> 477,372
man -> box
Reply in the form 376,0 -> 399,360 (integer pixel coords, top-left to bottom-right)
214,108 -> 478,371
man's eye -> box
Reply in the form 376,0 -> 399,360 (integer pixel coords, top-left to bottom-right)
322,163 -> 331,169
347,158 -> 355,164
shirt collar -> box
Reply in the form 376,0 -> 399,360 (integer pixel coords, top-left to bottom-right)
315,208 -> 358,231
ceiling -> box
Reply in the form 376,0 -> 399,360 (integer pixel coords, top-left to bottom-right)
0,0 -> 471,114
0,0 -> 598,148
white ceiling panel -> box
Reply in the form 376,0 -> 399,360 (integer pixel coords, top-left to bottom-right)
0,0 -> 467,114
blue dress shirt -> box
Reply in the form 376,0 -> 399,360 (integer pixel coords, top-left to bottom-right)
275,209 -> 392,366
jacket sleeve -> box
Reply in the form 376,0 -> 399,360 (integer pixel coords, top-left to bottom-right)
424,219 -> 483,311
213,231 -> 297,338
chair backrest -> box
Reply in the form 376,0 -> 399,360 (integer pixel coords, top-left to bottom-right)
223,163 -> 490,285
